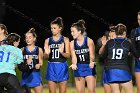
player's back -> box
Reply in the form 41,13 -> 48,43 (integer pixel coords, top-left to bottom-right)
105,38 -> 132,71
0,45 -> 23,75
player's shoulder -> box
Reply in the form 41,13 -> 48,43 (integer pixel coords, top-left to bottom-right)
62,36 -> 69,42
37,46 -> 43,51
45,38 -> 50,41
87,37 -> 94,42
8,45 -> 22,54
108,39 -> 114,42
12,46 -> 22,52
131,28 -> 137,32
70,40 -> 74,43
70,40 -> 74,46
106,39 -> 114,46
124,39 -> 131,44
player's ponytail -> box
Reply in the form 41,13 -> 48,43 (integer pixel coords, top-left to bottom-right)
115,23 -> 127,36
51,17 -> 64,31
71,19 -> 86,35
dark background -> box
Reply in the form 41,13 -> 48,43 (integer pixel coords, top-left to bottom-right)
0,0 -> 140,48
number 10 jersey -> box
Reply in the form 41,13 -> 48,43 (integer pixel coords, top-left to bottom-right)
48,36 -> 66,62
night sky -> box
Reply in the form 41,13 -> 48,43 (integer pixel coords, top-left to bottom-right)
1,0 -> 140,48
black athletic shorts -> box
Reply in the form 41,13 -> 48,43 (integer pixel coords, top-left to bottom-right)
0,73 -> 24,93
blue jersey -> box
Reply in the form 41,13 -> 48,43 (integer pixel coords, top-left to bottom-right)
130,27 -> 140,53
23,46 -> 39,72
74,36 -> 90,64
21,46 -> 42,87
0,45 -> 23,75
48,36 -> 66,62
101,38 -> 140,71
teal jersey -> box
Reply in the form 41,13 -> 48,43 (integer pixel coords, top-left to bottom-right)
0,45 -> 23,75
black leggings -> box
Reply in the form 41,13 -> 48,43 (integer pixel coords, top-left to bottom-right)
0,73 -> 24,93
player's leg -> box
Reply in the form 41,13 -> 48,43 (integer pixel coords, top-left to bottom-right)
21,84 -> 31,93
110,83 -> 120,93
85,76 -> 96,93
75,77 -> 85,93
120,80 -> 133,93
33,85 -> 43,93
103,84 -> 112,93
48,81 -> 57,93
135,72 -> 140,93
134,59 -> 140,93
58,81 -> 67,93
6,74 -> 24,93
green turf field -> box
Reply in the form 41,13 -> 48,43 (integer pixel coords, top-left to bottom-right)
31,86 -> 137,93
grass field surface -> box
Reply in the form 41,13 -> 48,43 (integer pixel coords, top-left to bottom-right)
31,86 -> 137,93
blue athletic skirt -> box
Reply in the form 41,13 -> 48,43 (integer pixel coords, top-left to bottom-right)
20,71 -> 42,88
74,63 -> 96,77
106,69 -> 132,83
102,70 -> 109,84
134,59 -> 140,72
45,61 -> 69,82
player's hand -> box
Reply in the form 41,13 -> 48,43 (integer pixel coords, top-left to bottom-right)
45,46 -> 51,55
89,62 -> 95,68
139,57 -> 140,60
69,64 -> 77,70
101,36 -> 108,46
35,64 -> 41,69
27,55 -> 32,65
59,43 -> 64,53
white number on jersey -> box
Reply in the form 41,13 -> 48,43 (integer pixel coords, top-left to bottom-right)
52,49 -> 59,59
112,49 -> 123,59
79,55 -> 85,61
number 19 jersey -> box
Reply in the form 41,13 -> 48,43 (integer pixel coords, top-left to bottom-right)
103,38 -> 139,71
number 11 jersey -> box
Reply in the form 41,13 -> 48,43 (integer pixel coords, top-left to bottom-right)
74,36 -> 90,64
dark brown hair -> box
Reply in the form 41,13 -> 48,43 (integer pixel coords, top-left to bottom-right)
50,17 -> 64,31
71,19 -> 86,34
7,33 -> 20,46
138,11 -> 140,15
